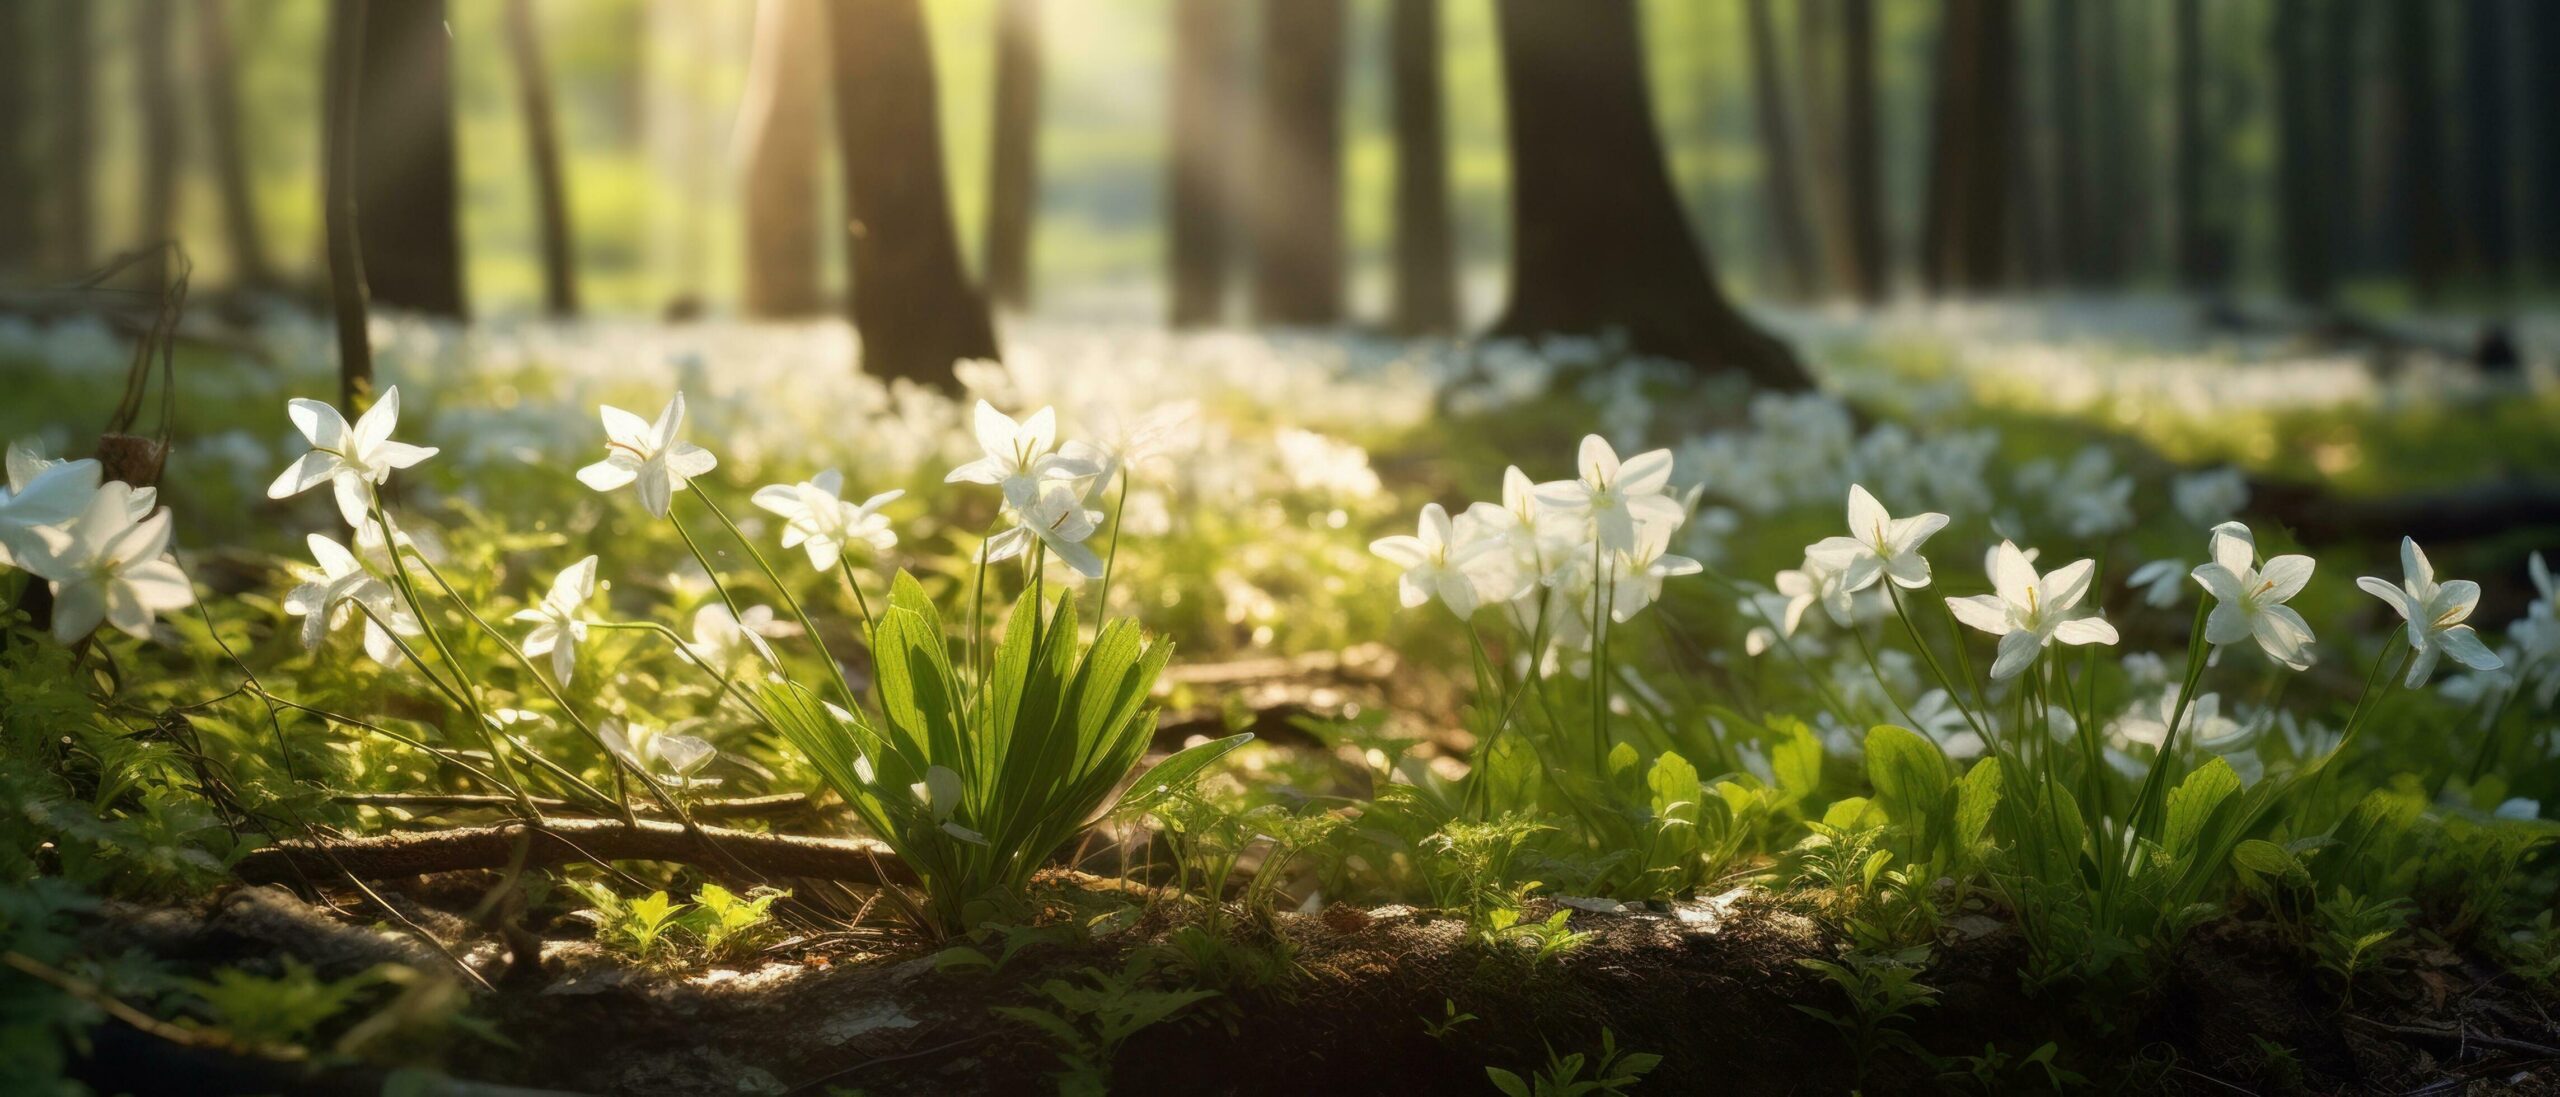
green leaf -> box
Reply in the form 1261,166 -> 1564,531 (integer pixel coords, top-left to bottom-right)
2233,839 -> 2300,881
1955,756 -> 2002,853
1113,732 -> 1254,818
1646,750 -> 1703,823
1770,717 -> 1825,806
1865,724 -> 1955,855
2163,756 -> 2241,858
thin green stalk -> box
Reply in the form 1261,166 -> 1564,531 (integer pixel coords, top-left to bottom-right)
1095,475 -> 1131,617
364,495 -> 542,816
681,485 -> 855,711
2124,598 -> 2213,844
1849,624 -> 1918,729
1886,582 -> 1991,743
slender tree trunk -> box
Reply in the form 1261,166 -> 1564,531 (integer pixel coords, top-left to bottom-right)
324,0 -> 374,412
2273,0 -> 2330,305
356,0 -> 466,317
2390,0 -> 2450,302
1389,0 -> 1456,333
2458,0 -> 2512,293
1744,0 -> 1819,299
1168,0 -> 1239,327
2320,0 -> 2366,277
739,0 -> 829,318
824,0 -> 999,388
0,4 -> 32,282
1488,0 -> 1809,389
2171,0 -> 2205,288
135,1 -> 181,289
2047,0 -> 2086,286
43,0 -> 93,277
505,0 -> 579,317
1796,0 -> 1855,293
983,0 -> 1042,311
2083,0 -> 2127,284
2529,1 -> 2560,280
1940,0 -> 2013,293
196,0 -> 272,290
1251,0 -> 1345,326
1839,0 -> 1886,304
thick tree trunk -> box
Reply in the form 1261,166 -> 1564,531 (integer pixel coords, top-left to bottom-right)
1389,0 -> 1455,334
983,0 -> 1042,311
1167,0 -> 1240,327
324,0 -> 373,412
135,2 -> 182,289
1744,0 -> 1819,300
1488,0 -> 1809,389
1919,0 -> 2014,295
2273,0 -> 2331,305
2389,0 -> 2450,303
2530,2 -> 2560,279
739,0 -> 829,318
2458,0 -> 2512,293
505,0 -> 580,318
1838,0 -> 1886,304
2171,0 -> 2217,290
355,0 -> 466,318
1250,0 -> 1345,326
1795,0 -> 1855,294
197,0 -> 272,290
0,4 -> 34,281
43,0 -> 93,277
824,0 -> 999,389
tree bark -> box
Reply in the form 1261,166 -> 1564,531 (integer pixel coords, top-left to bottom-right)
1839,0 -> 1886,305
2171,0 -> 2218,290
1389,0 -> 1456,333
1920,0 -> 2014,295
2046,0 -> 2087,286
1488,0 -> 1810,389
1167,0 -> 1240,327
1795,0 -> 1854,292
135,1 -> 182,290
2458,0 -> 2512,293
2320,0 -> 2367,278
2083,0 -> 2129,284
2528,1 -> 2560,278
324,0 -> 373,412
355,0 -> 466,318
824,0 -> 999,389
1744,0 -> 1819,300
1250,0 -> 1345,326
0,4 -> 35,281
739,0 -> 830,318
983,0 -> 1042,311
43,0 -> 93,277
2389,0 -> 2450,303
196,0 -> 272,291
2273,0 -> 2330,305
505,0 -> 580,318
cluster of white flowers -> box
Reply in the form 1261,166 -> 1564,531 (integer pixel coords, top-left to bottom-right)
0,440 -> 196,643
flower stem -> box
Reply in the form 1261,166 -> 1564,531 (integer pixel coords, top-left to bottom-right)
683,485 -> 854,712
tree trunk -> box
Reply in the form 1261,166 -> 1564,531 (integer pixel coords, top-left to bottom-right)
1921,0 -> 2013,295
2171,0 -> 2217,290
355,0 -> 466,317
2047,0 -> 2087,286
2083,0 -> 2128,284
1250,0 -> 1345,326
1839,0 -> 1886,305
1795,0 -> 1856,294
2320,0 -> 2366,278
2273,0 -> 2331,305
196,0 -> 272,290
2458,0 -> 2512,293
1389,0 -> 1456,334
824,0 -> 999,389
739,0 -> 829,318
2390,0 -> 2450,303
505,0 -> 580,318
135,1 -> 182,289
324,0 -> 374,412
0,4 -> 34,282
2528,1 -> 2560,279
1167,0 -> 1240,327
983,0 -> 1042,311
43,0 -> 93,277
1488,0 -> 1809,389
1744,0 -> 1819,300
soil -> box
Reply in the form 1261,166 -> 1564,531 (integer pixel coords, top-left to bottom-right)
68,876 -> 2560,1096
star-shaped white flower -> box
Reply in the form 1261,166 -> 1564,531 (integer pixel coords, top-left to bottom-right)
511,555 -> 598,683
18,482 -> 195,643
1533,435 -> 1684,554
751,469 -> 901,570
2124,558 -> 2189,608
685,603 -> 792,672
1058,401 -> 1197,504
575,394 -> 719,518
267,387 -> 440,526
1372,503 -> 1509,619
944,401 -> 1097,509
601,717 -> 720,788
282,533 -> 419,667
2190,521 -> 2317,671
1605,522 -> 1704,623
1805,484 -> 1950,592
2357,536 -> 2502,688
1946,541 -> 2119,680
982,481 -> 1106,578
0,440 -> 111,568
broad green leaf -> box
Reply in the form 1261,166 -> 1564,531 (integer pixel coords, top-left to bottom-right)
1114,732 -> 1255,818
1770,717 -> 1824,806
2163,756 -> 2241,858
1955,756 -> 2002,852
1647,750 -> 1703,823
1866,725 -> 1955,856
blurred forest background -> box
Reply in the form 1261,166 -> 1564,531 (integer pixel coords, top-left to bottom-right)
1,0 -> 2555,360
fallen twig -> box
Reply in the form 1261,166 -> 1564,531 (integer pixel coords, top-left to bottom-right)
234,819 -> 917,887
330,791 -> 812,822
2349,1014 -> 2560,1059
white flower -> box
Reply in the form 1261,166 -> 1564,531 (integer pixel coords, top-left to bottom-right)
1946,541 -> 2119,679
266,387 -> 440,526
750,469 -> 901,570
511,556 -> 598,683
1058,401 -> 1197,503
1805,484 -> 1950,592
686,603 -> 793,671
1533,435 -> 1683,554
282,533 -> 418,666
2190,521 -> 2317,671
17,482 -> 194,643
2357,537 -> 2502,688
575,393 -> 719,518
601,718 -> 719,787
2172,467 -> 2250,527
0,440 -> 108,568
912,765 -> 987,844
944,401 -> 1096,509
982,480 -> 1106,578
1605,522 -> 1703,623
2125,558 -> 2188,608
1372,503 -> 1509,619
2493,798 -> 2541,822
1907,690 -> 1981,759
